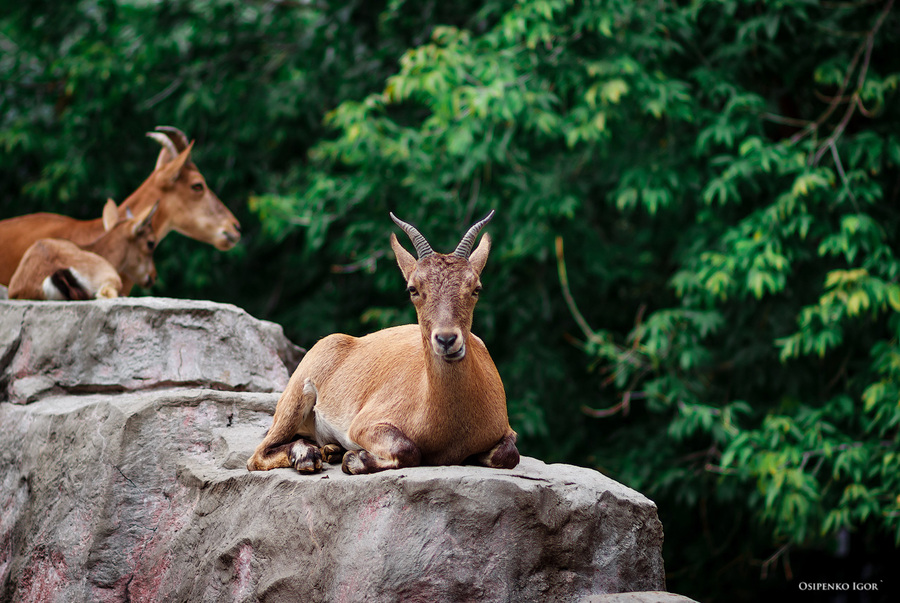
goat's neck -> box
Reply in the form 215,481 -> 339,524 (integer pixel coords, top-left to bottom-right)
83,231 -> 128,272
120,176 -> 172,239
421,331 -> 476,406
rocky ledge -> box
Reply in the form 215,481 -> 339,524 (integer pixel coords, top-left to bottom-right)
0,298 -> 669,602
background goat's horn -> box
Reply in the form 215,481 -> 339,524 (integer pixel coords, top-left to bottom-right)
390,213 -> 434,259
453,210 -> 495,258
145,132 -> 179,158
155,125 -> 190,152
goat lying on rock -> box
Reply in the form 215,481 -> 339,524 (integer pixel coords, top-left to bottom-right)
247,211 -> 519,474
8,199 -> 158,300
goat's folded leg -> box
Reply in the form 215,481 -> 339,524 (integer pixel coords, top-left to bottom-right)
342,423 -> 422,474
245,436 -> 322,472
246,377 -> 319,472
321,443 -> 344,464
466,430 -> 520,469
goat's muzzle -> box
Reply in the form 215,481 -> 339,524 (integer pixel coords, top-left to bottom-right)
217,223 -> 241,250
433,331 -> 466,362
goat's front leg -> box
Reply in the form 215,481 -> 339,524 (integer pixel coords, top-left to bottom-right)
342,423 -> 422,474
467,430 -> 520,469
247,377 -> 321,472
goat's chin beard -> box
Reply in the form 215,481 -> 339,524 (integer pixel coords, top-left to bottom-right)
441,344 -> 466,363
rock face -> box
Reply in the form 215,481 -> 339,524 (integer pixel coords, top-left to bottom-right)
582,594 -> 699,603
0,298 -> 667,602
0,298 -> 304,404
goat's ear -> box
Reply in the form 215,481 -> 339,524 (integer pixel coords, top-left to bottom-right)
391,233 -> 417,281
132,201 -> 159,237
469,232 -> 491,276
155,141 -> 195,187
154,147 -> 176,171
101,199 -> 119,232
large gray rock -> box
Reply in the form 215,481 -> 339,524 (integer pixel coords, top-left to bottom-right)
0,298 -> 303,404
581,593 -> 699,603
0,298 -> 668,602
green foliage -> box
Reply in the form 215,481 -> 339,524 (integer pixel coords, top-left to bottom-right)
253,0 -> 900,598
4,0 -> 900,600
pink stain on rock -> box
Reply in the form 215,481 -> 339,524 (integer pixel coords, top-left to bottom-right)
108,494 -> 189,603
231,542 -> 254,599
11,337 -> 33,379
16,548 -> 68,603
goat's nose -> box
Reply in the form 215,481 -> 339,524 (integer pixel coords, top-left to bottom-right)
434,333 -> 457,350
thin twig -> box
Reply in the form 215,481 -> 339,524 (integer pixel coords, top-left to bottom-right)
581,395 -> 630,418
808,0 -> 893,164
555,236 -> 602,344
760,543 -> 791,580
705,463 -> 739,475
828,141 -> 860,207
787,39 -> 864,146
762,113 -> 812,128
330,249 -> 386,274
812,91 -> 859,164
138,78 -> 184,110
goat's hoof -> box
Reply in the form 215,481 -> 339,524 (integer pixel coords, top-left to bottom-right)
289,441 -> 322,473
341,450 -> 367,475
321,444 -> 343,464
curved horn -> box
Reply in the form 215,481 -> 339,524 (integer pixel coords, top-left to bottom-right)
390,212 -> 434,259
453,210 -> 495,258
146,132 -> 179,158
154,126 -> 190,152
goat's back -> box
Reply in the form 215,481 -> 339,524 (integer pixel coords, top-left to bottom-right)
0,213 -> 104,286
8,238 -> 121,300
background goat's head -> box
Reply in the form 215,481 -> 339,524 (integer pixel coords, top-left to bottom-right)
101,199 -> 159,289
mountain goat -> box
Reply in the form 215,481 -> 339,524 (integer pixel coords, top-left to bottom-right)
247,211 -> 519,474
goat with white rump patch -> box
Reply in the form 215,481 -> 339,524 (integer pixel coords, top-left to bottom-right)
247,211 -> 519,475
8,199 -> 158,300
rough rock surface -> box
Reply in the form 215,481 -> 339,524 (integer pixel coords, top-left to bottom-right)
0,298 -> 667,602
581,592 -> 700,603
0,298 -> 303,404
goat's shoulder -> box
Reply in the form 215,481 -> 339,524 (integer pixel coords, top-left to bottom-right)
465,332 -> 498,365
467,332 -> 487,349
311,325 -> 421,363
302,325 -> 424,387
358,324 -> 421,345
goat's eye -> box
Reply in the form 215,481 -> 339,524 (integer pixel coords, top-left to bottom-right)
191,183 -> 204,192
407,285 -> 419,297
472,286 -> 482,298
147,241 -> 156,252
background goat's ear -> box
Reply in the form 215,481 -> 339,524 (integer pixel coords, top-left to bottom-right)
469,233 -> 491,276
155,142 -> 194,186
390,233 -> 417,281
101,198 -> 119,232
132,201 -> 159,236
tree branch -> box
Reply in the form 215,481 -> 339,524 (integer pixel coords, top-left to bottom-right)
555,236 -> 603,345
